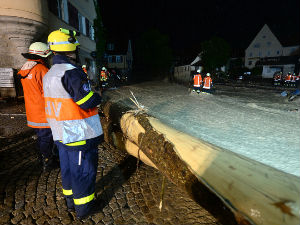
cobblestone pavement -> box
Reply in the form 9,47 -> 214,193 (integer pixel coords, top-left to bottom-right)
0,101 -> 221,225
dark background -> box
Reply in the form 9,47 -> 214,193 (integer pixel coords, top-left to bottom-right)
99,0 -> 299,56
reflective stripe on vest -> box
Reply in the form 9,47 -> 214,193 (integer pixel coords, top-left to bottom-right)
74,193 -> 94,205
43,63 -> 103,144
27,121 -> 50,128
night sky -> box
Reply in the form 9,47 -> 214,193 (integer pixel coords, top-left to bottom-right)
99,0 -> 299,55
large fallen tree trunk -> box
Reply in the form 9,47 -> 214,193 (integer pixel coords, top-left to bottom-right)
100,100 -> 300,225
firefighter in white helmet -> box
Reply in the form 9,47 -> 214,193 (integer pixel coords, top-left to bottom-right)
202,73 -> 213,93
193,69 -> 203,94
17,42 -> 58,172
44,28 -> 103,219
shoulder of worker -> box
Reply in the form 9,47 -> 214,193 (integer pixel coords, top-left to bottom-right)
18,59 -> 48,77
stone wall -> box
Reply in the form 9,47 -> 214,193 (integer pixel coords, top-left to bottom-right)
0,16 -> 48,70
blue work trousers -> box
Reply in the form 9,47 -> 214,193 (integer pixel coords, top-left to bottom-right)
34,128 -> 54,159
55,139 -> 99,217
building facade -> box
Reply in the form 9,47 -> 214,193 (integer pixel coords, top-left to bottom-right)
0,0 -> 97,96
104,40 -> 133,77
245,24 -> 299,77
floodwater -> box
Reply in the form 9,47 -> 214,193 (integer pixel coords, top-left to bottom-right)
105,81 -> 300,177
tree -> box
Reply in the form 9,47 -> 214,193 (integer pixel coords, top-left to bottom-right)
93,0 -> 106,70
201,36 -> 231,72
136,29 -> 173,78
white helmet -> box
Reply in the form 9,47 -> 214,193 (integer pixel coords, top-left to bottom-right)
197,69 -> 201,73
28,42 -> 51,57
206,73 -> 211,76
102,67 -> 106,71
82,65 -> 86,68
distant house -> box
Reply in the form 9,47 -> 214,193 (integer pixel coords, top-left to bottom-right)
245,24 -> 299,78
103,40 -> 133,76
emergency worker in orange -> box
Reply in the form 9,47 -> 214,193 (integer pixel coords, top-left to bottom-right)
44,28 -> 103,219
193,69 -> 202,94
100,67 -> 108,81
284,72 -> 292,87
82,65 -> 88,76
273,72 -> 282,86
17,42 -> 57,172
202,73 -> 213,93
291,73 -> 297,88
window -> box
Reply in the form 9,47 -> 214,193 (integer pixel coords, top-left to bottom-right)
48,0 -> 61,17
68,2 -> 79,29
254,43 -> 260,48
78,13 -> 86,35
249,52 -> 253,57
277,50 -> 280,55
262,35 -> 266,39
112,56 -> 116,63
108,56 -> 112,63
259,52 -> 261,56
267,51 -> 271,56
107,43 -> 114,51
267,41 -> 271,46
85,18 -> 90,37
48,0 -> 68,22
248,61 -> 252,65
89,24 -> 94,40
61,0 -> 69,23
116,56 -> 123,63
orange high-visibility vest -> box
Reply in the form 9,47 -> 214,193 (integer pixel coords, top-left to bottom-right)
17,59 -> 50,128
193,74 -> 202,87
285,74 -> 292,81
100,70 -> 107,81
82,67 -> 87,74
203,76 -> 213,89
43,63 -> 103,144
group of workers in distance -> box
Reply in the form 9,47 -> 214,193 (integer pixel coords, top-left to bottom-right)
17,28 -> 103,219
192,69 -> 213,94
274,71 -> 300,88
99,66 -> 126,91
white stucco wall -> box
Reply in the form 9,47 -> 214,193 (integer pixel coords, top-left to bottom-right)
245,24 -> 283,69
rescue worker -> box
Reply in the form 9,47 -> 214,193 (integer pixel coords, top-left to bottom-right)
100,67 -> 109,92
193,69 -> 202,94
202,73 -> 213,93
273,72 -> 281,86
82,65 -> 88,75
100,67 -> 108,82
44,28 -> 103,219
17,42 -> 57,172
284,72 -> 292,87
291,73 -> 297,88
